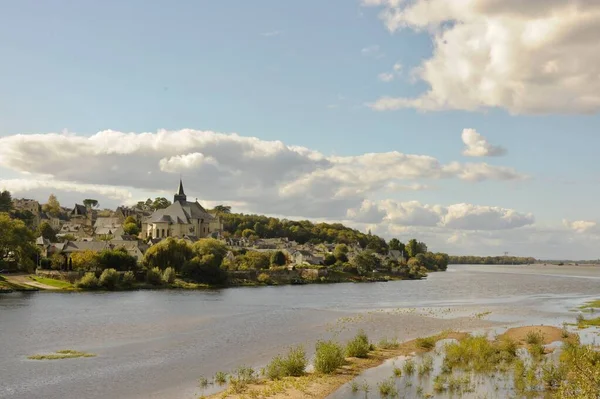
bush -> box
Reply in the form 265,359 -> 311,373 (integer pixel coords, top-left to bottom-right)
265,346 -> 307,380
76,272 -> 99,289
403,359 -> 415,375
99,268 -> 120,290
378,338 -> 399,350
162,267 -> 176,284
525,330 -> 544,345
146,267 -> 163,286
122,271 -> 136,287
181,255 -> 227,285
214,371 -> 227,385
257,273 -> 272,285
314,340 -> 345,374
323,254 -> 336,266
270,251 -> 286,267
377,378 -> 398,398
345,330 -> 370,358
416,336 -> 436,350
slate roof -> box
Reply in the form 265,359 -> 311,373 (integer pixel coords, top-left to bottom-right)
61,241 -> 112,253
94,217 -> 121,228
71,204 -> 88,216
148,200 -> 214,224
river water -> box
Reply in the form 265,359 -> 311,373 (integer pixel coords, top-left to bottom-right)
1,264 -> 598,399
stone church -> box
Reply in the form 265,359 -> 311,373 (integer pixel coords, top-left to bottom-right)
142,180 -> 222,240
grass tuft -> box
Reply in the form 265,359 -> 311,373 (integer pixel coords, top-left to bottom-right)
28,349 -> 96,360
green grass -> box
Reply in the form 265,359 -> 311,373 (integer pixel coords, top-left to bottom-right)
30,276 -> 74,289
577,316 -> 600,329
0,275 -> 37,291
28,349 -> 96,360
579,299 -> 600,309
416,336 -> 437,350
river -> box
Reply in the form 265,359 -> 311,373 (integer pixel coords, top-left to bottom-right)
1,264 -> 598,399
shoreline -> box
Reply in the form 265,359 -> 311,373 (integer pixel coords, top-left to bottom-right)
202,324 -> 572,399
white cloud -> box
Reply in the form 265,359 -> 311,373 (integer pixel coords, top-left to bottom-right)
564,219 -> 598,234
361,45 -> 384,58
365,1 -> 600,114
442,203 -> 534,230
378,72 -> 395,82
461,128 -> 507,157
261,30 -> 282,37
392,62 -> 402,72
0,178 -> 133,202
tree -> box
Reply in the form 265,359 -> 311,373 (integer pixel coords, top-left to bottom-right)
181,255 -> 227,285
212,205 -> 232,215
142,238 -> 194,271
50,253 -> 65,270
0,212 -> 38,272
323,254 -> 337,266
192,238 -> 228,265
96,247 -> 137,271
124,216 -> 137,225
270,250 -> 287,267
123,222 -> 140,236
238,251 -> 270,270
43,194 -> 61,216
83,199 -> 99,208
152,197 -> 171,210
70,250 -> 99,271
241,229 -> 256,238
0,190 -> 12,212
351,251 -> 380,275
405,239 -> 426,258
388,238 -> 405,253
38,222 -> 57,242
333,244 -> 349,262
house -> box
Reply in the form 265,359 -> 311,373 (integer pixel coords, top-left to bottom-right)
58,222 -> 94,240
70,204 -> 95,227
12,198 -> 41,227
110,238 -> 148,261
141,180 -> 223,240
290,250 -> 325,266
40,212 -> 67,231
94,217 -> 124,237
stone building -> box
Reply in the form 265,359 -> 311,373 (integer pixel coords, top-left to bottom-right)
141,180 -> 223,240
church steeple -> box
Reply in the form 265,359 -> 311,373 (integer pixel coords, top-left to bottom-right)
174,179 -> 187,203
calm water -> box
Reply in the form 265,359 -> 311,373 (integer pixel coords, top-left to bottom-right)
1,264 -> 598,399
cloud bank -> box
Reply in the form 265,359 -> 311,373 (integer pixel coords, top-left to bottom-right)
461,129 -> 507,157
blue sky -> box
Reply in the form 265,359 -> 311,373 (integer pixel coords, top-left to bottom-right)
1,0 -> 600,258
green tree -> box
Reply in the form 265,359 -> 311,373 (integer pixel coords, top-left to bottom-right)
333,244 -> 349,262
83,199 -> 99,208
42,194 -> 61,216
405,239 -> 426,258
388,238 -> 405,252
70,250 -> 99,271
212,205 -> 231,214
239,251 -> 270,270
270,250 -> 287,266
96,247 -> 137,271
37,222 -> 57,242
181,255 -> 227,285
323,254 -> 336,266
123,222 -> 140,236
124,216 -> 137,225
0,212 -> 38,271
241,229 -> 256,238
0,190 -> 12,212
142,238 -> 194,271
152,197 -> 171,210
351,251 -> 379,275
192,238 -> 228,265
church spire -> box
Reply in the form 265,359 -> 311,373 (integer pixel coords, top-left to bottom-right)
174,179 -> 187,203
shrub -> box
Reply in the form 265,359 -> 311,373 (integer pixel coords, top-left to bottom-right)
214,371 -> 227,385
265,346 -> 307,380
257,273 -> 272,285
541,363 -> 566,390
76,272 -> 99,289
393,366 -> 402,377
418,355 -> 433,376
228,366 -> 257,393
378,338 -> 399,350
122,271 -> 136,287
99,268 -> 120,290
314,340 -> 345,374
377,378 -> 398,398
525,330 -> 544,345
403,358 -> 415,375
146,267 -> 163,285
345,330 -> 370,358
162,267 -> 176,284
416,336 -> 436,350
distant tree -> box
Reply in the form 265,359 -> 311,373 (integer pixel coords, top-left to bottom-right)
388,238 -> 405,253
241,229 -> 256,238
50,253 -> 65,270
70,250 -> 99,271
192,238 -> 228,265
83,199 -> 99,208
270,250 -> 287,267
323,254 -> 337,266
96,247 -> 137,271
212,205 -> 232,215
366,235 -> 388,254
152,197 -> 171,210
124,216 -> 137,225
405,239 -> 426,258
143,238 -> 194,271
12,210 -> 35,228
0,190 -> 12,212
238,251 -> 270,270
351,251 -> 379,275
0,212 -> 38,272
181,255 -> 227,285
42,194 -> 61,216
123,222 -> 140,236
38,222 -> 57,242
333,244 -> 349,262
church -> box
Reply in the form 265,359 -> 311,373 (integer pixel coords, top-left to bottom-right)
141,180 -> 222,240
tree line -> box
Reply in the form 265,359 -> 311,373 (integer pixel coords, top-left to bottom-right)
448,256 -> 536,265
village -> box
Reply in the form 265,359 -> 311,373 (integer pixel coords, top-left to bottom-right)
7,180 -> 412,275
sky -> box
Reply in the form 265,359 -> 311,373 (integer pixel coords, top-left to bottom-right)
1,0 -> 600,259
